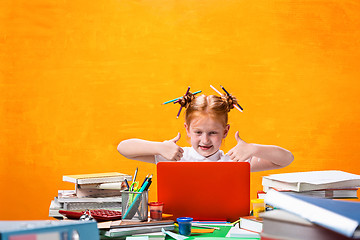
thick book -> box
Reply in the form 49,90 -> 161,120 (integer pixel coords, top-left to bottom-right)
54,196 -> 122,211
63,172 -> 132,184
0,220 -> 99,240
262,170 -> 360,192
260,209 -> 353,240
76,182 -> 128,198
239,216 -> 263,233
263,187 -> 358,199
265,189 -> 360,239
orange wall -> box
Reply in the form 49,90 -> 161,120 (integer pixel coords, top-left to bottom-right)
1,0 -> 360,220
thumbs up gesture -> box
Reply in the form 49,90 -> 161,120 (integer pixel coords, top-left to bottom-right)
160,133 -> 184,161
227,131 -> 255,162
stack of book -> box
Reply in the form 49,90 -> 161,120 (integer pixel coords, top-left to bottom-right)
261,170 -> 360,199
49,172 -> 132,219
98,219 -> 175,239
261,189 -> 360,240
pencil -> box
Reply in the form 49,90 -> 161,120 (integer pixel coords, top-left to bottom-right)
210,85 -> 222,95
220,85 -> 243,111
176,87 -> 190,118
192,223 -> 220,230
162,90 -> 202,105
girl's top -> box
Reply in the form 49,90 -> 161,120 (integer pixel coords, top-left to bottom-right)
155,147 -> 231,164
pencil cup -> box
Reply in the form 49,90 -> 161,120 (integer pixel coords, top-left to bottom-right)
177,217 -> 193,236
122,191 -> 148,221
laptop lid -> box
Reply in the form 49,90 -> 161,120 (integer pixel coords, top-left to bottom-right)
157,162 -> 250,222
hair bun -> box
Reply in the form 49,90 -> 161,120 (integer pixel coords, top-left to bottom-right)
221,94 -> 238,112
177,91 -> 195,109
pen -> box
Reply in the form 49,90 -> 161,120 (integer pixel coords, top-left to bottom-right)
131,167 -> 138,191
133,167 -> 138,182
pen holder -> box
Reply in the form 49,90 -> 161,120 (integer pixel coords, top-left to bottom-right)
122,191 -> 148,221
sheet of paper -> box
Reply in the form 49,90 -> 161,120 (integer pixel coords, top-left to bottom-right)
265,170 -> 360,184
225,223 -> 260,238
161,228 -> 188,240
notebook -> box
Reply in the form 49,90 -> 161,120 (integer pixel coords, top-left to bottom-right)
157,162 -> 250,222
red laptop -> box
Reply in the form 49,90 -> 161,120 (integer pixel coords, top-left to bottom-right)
157,162 -> 250,222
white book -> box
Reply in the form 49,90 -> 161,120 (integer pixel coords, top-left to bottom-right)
54,197 -> 122,211
56,196 -> 121,203
63,172 -> 132,185
262,170 -> 360,192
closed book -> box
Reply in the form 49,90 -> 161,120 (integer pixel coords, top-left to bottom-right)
0,220 -> 99,240
63,172 -> 132,184
262,170 -> 360,192
76,182 -> 128,198
54,196 -> 122,211
240,216 -> 263,233
263,187 -> 358,199
260,209 -> 353,240
265,189 -> 360,239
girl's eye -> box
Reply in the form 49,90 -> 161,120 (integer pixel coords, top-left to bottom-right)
195,131 -> 202,135
209,132 -> 218,135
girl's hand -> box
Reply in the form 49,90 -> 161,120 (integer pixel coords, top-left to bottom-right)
227,131 -> 256,162
160,133 -> 184,161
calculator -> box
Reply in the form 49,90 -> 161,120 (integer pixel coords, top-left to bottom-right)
59,209 -> 122,221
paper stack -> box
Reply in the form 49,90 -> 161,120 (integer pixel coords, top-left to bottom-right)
49,172 -> 132,219
261,170 -> 360,199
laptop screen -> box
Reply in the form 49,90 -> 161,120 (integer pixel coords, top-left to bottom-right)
157,162 -> 250,222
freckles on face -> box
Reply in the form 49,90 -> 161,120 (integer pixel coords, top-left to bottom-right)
186,115 -> 228,157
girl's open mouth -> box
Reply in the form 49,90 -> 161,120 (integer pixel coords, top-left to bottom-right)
199,145 -> 212,150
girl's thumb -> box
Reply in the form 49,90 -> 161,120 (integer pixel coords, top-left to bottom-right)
235,131 -> 244,142
171,132 -> 181,143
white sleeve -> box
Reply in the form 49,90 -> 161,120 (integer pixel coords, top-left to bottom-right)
155,154 -> 168,164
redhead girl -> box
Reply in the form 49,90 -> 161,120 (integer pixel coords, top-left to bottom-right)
117,93 -> 293,172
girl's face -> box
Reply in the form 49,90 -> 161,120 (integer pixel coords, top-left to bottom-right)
185,115 -> 230,157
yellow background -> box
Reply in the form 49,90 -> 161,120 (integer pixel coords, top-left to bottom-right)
1,0 -> 360,220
